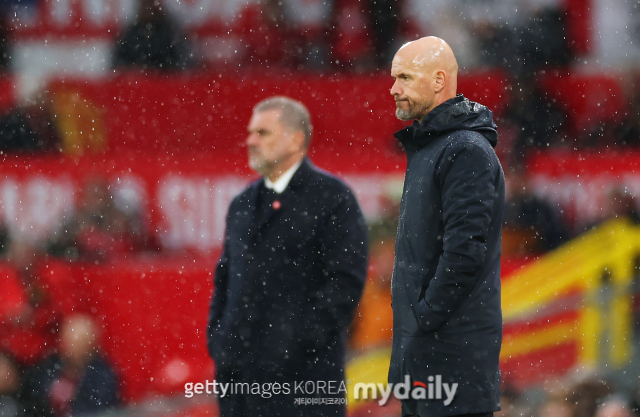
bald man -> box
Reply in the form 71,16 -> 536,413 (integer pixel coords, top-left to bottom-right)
21,314 -> 119,415
387,37 -> 504,417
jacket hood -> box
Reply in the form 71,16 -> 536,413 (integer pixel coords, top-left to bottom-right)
395,95 -> 498,148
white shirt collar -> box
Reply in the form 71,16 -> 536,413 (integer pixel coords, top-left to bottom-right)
264,160 -> 303,194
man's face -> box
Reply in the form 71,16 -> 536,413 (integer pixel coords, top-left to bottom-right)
390,55 -> 434,121
246,109 -> 302,177
59,319 -> 96,366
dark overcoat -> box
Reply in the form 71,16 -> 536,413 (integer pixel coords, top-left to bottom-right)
208,158 -> 368,417
389,95 -> 505,417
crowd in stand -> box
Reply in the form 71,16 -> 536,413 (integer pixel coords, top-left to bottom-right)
0,0 -> 639,416
0,0 -> 638,160
498,376 -> 640,417
0,177 -> 145,415
0,311 -> 120,416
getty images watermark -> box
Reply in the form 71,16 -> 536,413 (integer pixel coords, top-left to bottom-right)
184,374 -> 457,406
184,380 -> 348,405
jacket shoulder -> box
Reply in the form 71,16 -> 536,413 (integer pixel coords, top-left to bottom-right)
307,165 -> 357,199
443,130 -> 499,166
228,179 -> 260,209
298,165 -> 363,215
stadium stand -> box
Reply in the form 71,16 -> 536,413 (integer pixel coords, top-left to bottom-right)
1,0 -> 640,415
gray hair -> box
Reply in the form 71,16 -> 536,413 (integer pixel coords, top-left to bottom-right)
253,96 -> 313,148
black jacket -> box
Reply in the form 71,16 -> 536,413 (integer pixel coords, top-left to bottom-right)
389,95 -> 504,416
207,159 -> 367,403
21,355 -> 119,417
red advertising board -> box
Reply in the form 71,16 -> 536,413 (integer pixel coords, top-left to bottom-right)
1,73 -> 636,252
528,150 -> 640,228
1,72 -> 511,253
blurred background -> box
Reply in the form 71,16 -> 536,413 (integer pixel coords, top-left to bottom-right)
0,0 -> 640,416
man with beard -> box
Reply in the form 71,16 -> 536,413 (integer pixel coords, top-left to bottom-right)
207,96 -> 368,417
388,37 -> 505,417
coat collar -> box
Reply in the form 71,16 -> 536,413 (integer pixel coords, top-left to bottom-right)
243,156 -> 312,237
246,156 -> 311,199
286,156 -> 313,191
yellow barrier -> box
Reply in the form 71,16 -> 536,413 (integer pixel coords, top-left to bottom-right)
345,347 -> 391,410
501,218 -> 639,367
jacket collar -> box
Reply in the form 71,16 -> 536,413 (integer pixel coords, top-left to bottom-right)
394,94 -> 466,148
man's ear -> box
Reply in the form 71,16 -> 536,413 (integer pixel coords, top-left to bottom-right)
434,70 -> 446,93
293,130 -> 306,151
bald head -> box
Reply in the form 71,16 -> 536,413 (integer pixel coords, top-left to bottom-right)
390,37 -> 459,121
59,314 -> 99,367
396,37 -> 458,80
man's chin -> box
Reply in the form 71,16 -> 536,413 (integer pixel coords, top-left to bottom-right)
248,159 -> 262,173
249,159 -> 270,176
395,108 -> 416,121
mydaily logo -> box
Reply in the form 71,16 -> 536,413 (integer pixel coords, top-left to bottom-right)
354,375 -> 458,406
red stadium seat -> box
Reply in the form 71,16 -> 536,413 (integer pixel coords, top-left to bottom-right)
539,71 -> 628,135
0,265 -> 26,322
458,69 -> 511,119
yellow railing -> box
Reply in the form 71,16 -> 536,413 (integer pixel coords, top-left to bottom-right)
501,218 -> 640,366
345,347 -> 391,409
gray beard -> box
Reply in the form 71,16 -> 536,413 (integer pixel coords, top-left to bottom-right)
248,153 -> 268,176
395,102 -> 429,121
395,107 -> 415,121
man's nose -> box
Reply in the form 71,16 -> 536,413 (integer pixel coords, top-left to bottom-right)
390,80 -> 402,97
246,133 -> 258,147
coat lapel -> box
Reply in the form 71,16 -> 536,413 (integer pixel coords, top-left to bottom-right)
256,192 -> 283,233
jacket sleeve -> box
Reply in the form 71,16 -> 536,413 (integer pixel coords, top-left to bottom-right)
306,188 -> 368,350
416,139 -> 498,332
